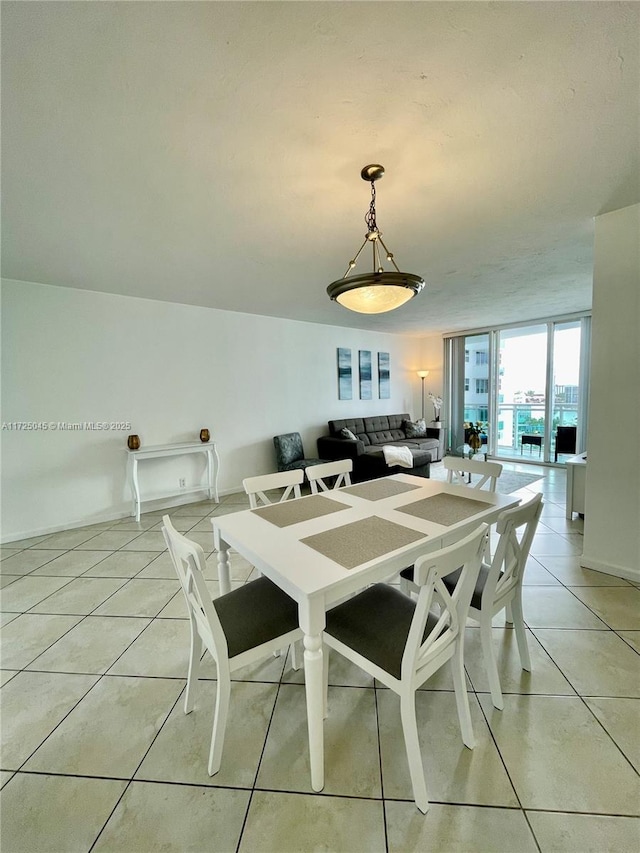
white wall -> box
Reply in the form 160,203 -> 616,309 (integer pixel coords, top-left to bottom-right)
418,335 -> 445,419
582,203 -> 640,581
0,279 -> 422,540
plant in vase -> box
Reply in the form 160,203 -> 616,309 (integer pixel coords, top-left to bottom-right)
428,393 -> 443,423
464,421 -> 488,453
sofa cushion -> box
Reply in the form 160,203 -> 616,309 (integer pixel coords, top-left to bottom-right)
403,418 -> 427,438
404,438 -> 439,456
339,427 -> 357,440
388,414 -> 410,431
363,445 -> 431,465
412,437 -> 440,451
363,447 -> 432,479
329,418 -> 365,436
368,428 -> 406,445
382,440 -> 416,449
363,415 -> 390,434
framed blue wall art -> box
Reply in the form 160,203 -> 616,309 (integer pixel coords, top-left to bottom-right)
359,350 -> 372,400
337,348 -> 352,400
378,352 -> 390,399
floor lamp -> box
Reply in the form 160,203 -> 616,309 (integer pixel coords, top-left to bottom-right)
417,370 -> 429,420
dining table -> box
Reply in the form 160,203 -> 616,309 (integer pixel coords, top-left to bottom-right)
211,473 -> 520,792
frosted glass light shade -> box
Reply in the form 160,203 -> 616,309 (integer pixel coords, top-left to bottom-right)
328,272 -> 424,315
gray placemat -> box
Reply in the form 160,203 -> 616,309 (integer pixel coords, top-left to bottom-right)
396,493 -> 488,526
340,479 -> 422,501
300,516 -> 425,570
252,494 -> 350,528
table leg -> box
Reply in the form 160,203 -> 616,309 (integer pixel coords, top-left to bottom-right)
303,632 -> 325,792
213,530 -> 231,595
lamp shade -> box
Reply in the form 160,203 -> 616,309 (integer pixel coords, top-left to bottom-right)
416,370 -> 429,379
328,273 -> 424,315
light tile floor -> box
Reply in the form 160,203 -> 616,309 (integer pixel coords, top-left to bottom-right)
1,463 -> 639,852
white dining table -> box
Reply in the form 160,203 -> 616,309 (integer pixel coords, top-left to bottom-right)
211,473 -> 520,792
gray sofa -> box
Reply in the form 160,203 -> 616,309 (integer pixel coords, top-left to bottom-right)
317,414 -> 445,482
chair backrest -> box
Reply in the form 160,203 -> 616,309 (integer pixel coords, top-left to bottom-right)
305,459 -> 353,494
403,524 -> 488,681
242,469 -> 304,509
162,515 -> 227,662
273,432 -> 304,470
555,426 -> 577,456
482,493 -> 544,608
443,456 -> 503,491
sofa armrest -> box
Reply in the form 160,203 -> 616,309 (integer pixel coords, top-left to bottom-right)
317,435 -> 365,461
425,426 -> 445,462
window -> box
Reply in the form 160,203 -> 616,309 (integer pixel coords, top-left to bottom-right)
444,315 -> 590,463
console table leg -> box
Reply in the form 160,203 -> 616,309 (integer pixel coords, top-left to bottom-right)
128,456 -> 141,522
212,444 -> 220,503
206,448 -> 214,501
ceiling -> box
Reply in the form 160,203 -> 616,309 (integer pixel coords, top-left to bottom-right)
2,2 -> 638,335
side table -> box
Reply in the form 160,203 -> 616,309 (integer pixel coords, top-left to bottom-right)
521,434 -> 543,456
126,441 -> 219,522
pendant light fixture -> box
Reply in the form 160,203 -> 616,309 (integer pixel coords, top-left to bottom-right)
327,164 -> 425,314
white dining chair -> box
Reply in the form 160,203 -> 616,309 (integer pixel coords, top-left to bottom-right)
162,515 -> 303,776
305,459 -> 353,494
399,456 -> 503,597
441,492 -> 543,710
242,469 -> 304,665
242,469 -> 304,508
322,524 -> 489,814
443,455 -> 504,490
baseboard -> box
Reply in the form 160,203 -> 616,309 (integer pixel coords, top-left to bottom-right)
0,486 -> 241,545
580,554 -> 640,584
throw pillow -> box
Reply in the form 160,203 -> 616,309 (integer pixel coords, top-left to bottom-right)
404,418 -> 427,438
339,427 -> 357,440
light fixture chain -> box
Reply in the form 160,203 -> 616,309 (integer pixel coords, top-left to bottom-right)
364,180 -> 378,233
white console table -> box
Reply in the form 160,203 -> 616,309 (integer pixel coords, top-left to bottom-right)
126,441 -> 219,522
565,452 -> 587,520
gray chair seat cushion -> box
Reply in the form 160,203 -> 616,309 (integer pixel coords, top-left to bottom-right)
213,576 -> 299,658
442,563 -> 498,610
400,562 -> 495,611
325,583 -> 442,679
280,457 -> 327,472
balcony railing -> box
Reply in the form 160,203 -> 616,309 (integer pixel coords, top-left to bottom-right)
464,402 -> 578,460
